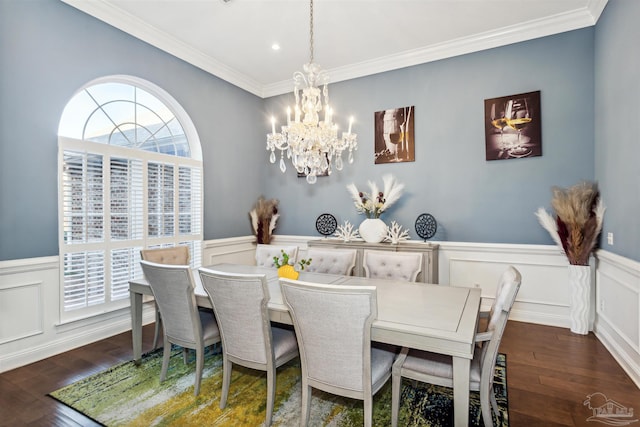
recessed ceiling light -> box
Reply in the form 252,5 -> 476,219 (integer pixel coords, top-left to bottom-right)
272,43 -> 281,51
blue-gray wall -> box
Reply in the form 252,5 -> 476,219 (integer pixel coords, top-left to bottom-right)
1,0 -> 637,263
594,0 -> 640,262
264,29 -> 596,246
0,0 -> 266,260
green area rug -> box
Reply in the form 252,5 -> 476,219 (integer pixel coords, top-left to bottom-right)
49,347 -> 508,426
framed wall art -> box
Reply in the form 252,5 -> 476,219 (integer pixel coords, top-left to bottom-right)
374,106 -> 415,164
484,91 -> 541,161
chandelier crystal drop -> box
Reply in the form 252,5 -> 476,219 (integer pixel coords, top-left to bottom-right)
266,0 -> 357,184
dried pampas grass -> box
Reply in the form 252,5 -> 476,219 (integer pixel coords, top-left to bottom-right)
536,181 -> 605,266
249,197 -> 279,244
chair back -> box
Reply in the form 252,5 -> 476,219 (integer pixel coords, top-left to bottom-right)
305,248 -> 357,275
255,244 -> 299,268
280,279 -> 377,395
363,250 -> 422,282
198,268 -> 273,365
139,261 -> 202,346
140,246 -> 190,265
479,266 -> 522,380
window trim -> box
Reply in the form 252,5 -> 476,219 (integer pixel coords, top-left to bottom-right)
57,76 -> 203,324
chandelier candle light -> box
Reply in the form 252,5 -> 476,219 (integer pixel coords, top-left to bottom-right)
266,0 -> 357,184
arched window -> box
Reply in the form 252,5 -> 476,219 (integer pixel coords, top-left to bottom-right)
58,76 -> 202,321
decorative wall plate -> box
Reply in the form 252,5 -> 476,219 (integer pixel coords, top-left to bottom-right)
415,213 -> 437,241
316,213 -> 337,236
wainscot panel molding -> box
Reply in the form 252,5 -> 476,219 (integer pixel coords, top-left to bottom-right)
434,241 -> 573,328
594,249 -> 640,388
202,235 -> 257,267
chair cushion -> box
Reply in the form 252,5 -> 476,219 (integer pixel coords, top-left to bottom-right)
306,249 -> 357,275
371,346 -> 396,385
255,244 -> 299,268
402,349 -> 481,383
271,326 -> 299,363
141,246 -> 190,265
363,250 -> 422,282
199,311 -> 221,343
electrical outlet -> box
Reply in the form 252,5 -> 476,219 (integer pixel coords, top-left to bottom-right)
600,299 -> 605,312
607,232 -> 614,245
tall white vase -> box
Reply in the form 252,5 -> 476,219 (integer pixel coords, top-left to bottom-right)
359,218 -> 387,243
568,264 -> 592,335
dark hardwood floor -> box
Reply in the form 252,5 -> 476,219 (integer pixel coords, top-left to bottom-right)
1,321 -> 638,426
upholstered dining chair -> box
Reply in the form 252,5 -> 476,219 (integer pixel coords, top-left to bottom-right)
140,246 -> 191,349
391,266 -> 522,427
198,268 -> 299,426
280,278 -> 396,427
139,260 -> 220,396
304,248 -> 357,276
363,249 -> 423,282
255,244 -> 299,268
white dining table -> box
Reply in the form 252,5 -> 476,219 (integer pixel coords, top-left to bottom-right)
129,263 -> 481,427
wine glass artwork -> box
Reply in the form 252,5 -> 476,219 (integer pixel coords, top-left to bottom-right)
490,102 -> 507,153
505,97 -> 532,156
374,106 -> 415,164
484,91 -> 541,161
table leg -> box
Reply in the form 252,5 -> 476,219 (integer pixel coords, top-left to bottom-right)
130,290 -> 143,364
452,356 -> 471,427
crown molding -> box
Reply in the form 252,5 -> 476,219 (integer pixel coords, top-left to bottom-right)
61,0 -> 608,99
264,1 -> 607,97
60,0 -> 265,97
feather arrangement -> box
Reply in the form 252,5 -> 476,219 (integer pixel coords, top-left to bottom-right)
535,181 -> 605,266
249,196 -> 280,244
346,174 -> 405,219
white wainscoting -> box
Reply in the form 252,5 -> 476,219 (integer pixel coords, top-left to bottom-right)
435,241 -> 577,328
593,250 -> 640,387
1,237 -> 638,387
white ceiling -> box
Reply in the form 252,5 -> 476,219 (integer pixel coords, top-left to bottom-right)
61,0 -> 607,98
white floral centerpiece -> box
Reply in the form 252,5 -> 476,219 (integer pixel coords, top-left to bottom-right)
347,174 -> 404,243
347,173 -> 404,219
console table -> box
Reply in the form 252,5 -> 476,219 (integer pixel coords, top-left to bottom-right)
307,239 -> 439,284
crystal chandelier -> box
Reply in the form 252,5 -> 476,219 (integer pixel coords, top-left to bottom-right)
266,0 -> 357,184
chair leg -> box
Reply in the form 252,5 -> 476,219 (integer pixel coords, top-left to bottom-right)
391,373 -> 402,427
364,396 -> 373,427
152,304 -> 161,349
301,381 -> 311,427
220,356 -> 231,409
265,369 -> 275,426
479,386 -> 493,427
490,386 -> 500,419
193,346 -> 204,396
160,337 -> 171,383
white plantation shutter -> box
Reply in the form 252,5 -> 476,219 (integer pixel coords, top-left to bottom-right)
179,166 -> 202,236
110,157 -> 143,241
110,247 -> 142,301
148,162 -> 174,238
62,151 -> 104,244
63,250 -> 105,311
59,141 -> 203,320
58,77 -> 202,323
